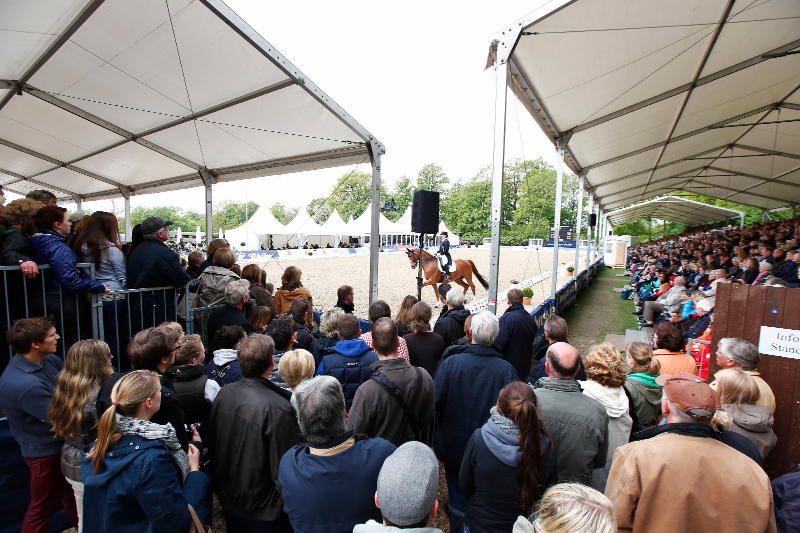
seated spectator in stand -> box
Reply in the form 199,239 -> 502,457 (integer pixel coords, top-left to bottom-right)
274,266 -> 314,328
516,483 -> 617,533
335,285 -> 355,314
242,264 -> 276,318
403,302 -> 445,377
394,295 -> 418,336
433,311 -> 518,533
49,339 -> 113,532
683,297 -> 714,341
0,317 -> 79,531
97,326 -> 190,451
286,298 -> 318,358
353,442 -> 441,533
209,334 -> 300,531
623,342 -> 663,429
605,373 -> 776,533
197,238 -> 229,276
711,337 -> 776,412
83,371 -> 211,532
205,279 -> 252,353
460,382 -> 558,532
772,464 -> 800,533
313,308 -> 344,363
279,376 -> 397,533
318,314 -> 378,409
186,251 -> 203,279
433,289 -> 470,349
493,288 -> 539,380
653,323 -> 699,376
773,249 -> 798,283
349,318 -> 434,446
204,325 -> 247,387
735,257 -> 760,285
528,316 -> 587,385
712,368 -> 777,461
194,247 -> 240,313
247,305 -> 272,334
266,318 -> 296,390
753,261 -> 776,286
639,276 -> 685,327
362,300 -> 410,362
278,349 -> 315,391
167,334 -> 219,428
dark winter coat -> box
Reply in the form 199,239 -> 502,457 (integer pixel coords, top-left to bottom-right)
772,465 -> 800,533
403,331 -> 445,377
684,312 -> 712,341
27,230 -> 105,295
528,341 -> 587,385
165,364 -> 210,428
126,239 -> 191,327
493,303 -> 538,380
433,305 -> 470,348
317,339 -> 377,410
205,304 -> 252,353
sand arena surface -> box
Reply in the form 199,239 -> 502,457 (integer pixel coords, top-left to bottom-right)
248,248 -> 584,317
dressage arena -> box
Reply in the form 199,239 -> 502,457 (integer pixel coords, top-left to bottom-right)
248,248 -> 584,317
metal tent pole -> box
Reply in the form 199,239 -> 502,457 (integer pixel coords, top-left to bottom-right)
575,176 -> 585,272
585,195 -> 593,266
550,145 -> 565,299
368,139 -> 383,305
124,195 -> 131,243
200,169 -> 214,245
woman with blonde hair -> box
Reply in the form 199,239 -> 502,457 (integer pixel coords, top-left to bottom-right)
278,349 -> 316,389
394,295 -> 418,336
313,307 -> 344,357
513,483 -> 616,533
623,342 -> 662,428
580,343 -> 632,491
712,368 -> 777,460
49,340 -> 113,532
273,265 -> 314,327
82,370 -> 210,531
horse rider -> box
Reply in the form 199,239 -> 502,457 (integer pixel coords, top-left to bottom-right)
438,231 -> 452,282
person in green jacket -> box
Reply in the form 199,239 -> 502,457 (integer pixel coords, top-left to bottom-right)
623,342 -> 663,428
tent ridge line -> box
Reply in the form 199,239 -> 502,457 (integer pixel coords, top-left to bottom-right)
732,144 -> 800,161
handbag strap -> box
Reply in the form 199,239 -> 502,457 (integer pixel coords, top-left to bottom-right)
370,367 -> 423,435
188,504 -> 206,533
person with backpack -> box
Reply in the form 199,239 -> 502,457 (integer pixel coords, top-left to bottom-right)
349,318 -> 434,446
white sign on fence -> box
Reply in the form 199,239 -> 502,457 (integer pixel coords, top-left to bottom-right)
758,326 -> 800,359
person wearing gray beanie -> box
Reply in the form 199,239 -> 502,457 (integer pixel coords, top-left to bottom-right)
353,442 -> 442,532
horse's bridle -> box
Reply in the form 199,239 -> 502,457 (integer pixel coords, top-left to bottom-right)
406,249 -> 419,269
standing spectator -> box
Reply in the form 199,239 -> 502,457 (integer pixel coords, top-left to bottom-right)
434,283 -> 451,321
26,206 -> 107,356
186,251 -> 203,279
713,368 -> 777,460
74,211 -> 129,368
335,285 -> 355,314
197,238 -> 229,276
772,465 -> 800,533
711,337 -> 776,412
518,483 -> 617,533
433,311 -> 517,533
313,308 -> 344,361
317,314 -> 378,410
204,325 -> 247,387
266,318 -> 296,389
623,342 -> 662,429
0,317 -> 79,531
273,266 -> 314,328
49,339 -> 113,533
353,441 -> 441,532
242,264 -> 276,318
126,217 -> 191,329
167,334 -> 219,428
604,373 -> 776,533
433,289 -> 470,348
493,288 -> 539,380
194,248 -> 240,312
278,349 -> 316,390
528,316 -> 587,385
349,318 -> 435,446
653,323 -> 698,376
286,298 -> 318,357
532,343 -> 609,485
205,279 -> 252,353
579,344 -> 632,491
25,190 -> 57,207
209,334 -> 301,531
394,295 -> 418,336
279,376 -> 397,533
460,382 -> 558,532
83,371 -> 211,531
248,306 -> 272,334
402,302 -> 445,377
361,300 -> 410,362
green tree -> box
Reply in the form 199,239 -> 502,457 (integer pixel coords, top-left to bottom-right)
270,203 -> 299,225
307,198 -> 332,224
213,200 -> 259,231
383,175 -> 414,223
328,171 -> 387,222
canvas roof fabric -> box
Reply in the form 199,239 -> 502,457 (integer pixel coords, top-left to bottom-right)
606,196 -> 743,227
492,0 -> 800,221
0,0 -> 384,203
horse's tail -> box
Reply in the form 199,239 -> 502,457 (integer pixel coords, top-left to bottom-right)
468,260 -> 489,290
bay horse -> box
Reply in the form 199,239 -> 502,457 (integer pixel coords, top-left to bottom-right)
406,248 -> 489,300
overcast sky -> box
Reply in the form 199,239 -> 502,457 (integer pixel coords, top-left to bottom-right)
10,0 -> 571,214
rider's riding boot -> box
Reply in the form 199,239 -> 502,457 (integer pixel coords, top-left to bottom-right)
439,271 -> 446,283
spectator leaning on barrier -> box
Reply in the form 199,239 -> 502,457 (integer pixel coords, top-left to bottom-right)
493,288 -> 539,381
205,279 -> 252,353
209,334 -> 301,531
279,376 -> 397,533
0,317 -> 79,531
318,313 -> 378,410
711,337 -> 776,413
349,318 -> 435,447
433,288 -> 470,348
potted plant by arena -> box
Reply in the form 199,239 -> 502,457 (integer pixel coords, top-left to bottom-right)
241,242 -> 246,247
567,266 -> 575,276
522,287 -> 534,305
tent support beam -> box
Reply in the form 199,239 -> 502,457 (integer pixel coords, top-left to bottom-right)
124,196 -> 131,242
73,196 -> 83,215
199,170 -> 214,243
731,144 -> 800,161
575,175 -> 585,272
585,195 -> 593,266
368,139 -> 384,305
551,145 -> 565,299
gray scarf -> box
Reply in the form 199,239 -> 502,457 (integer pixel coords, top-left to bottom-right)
116,415 -> 189,481
490,406 -> 519,437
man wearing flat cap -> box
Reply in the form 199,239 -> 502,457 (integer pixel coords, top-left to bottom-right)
604,373 -> 776,533
127,216 -> 191,330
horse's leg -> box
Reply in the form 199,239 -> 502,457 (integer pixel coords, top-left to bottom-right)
453,277 -> 469,295
456,261 -> 478,296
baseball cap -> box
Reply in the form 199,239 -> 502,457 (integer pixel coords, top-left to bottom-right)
656,373 -> 721,419
141,216 -> 173,234
376,442 -> 438,526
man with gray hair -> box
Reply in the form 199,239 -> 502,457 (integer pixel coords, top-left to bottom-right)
433,310 -> 517,533
205,279 -> 252,352
433,288 -> 470,348
354,441 -> 441,532
127,215 -> 191,330
279,376 -> 396,532
639,275 -> 685,326
209,334 -> 301,530
493,288 -> 539,380
712,337 -> 776,412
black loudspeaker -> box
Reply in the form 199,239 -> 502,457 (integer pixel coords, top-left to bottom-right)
588,213 -> 597,227
411,190 -> 440,234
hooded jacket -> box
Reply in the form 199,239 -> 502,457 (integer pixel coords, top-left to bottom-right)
27,230 -> 105,295
317,339 -> 378,409
433,305 -> 470,348
81,434 -> 211,533
194,266 -> 239,309
273,285 -> 314,327
204,348 -> 242,387
624,374 -> 662,428
580,380 -> 632,461
723,403 -> 777,460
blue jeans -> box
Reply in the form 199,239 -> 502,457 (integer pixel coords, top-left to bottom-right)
103,299 -> 130,372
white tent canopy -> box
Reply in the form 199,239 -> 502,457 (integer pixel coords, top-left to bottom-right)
606,196 -> 744,227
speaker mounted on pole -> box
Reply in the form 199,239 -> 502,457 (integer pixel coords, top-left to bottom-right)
588,213 -> 597,227
411,190 -> 440,234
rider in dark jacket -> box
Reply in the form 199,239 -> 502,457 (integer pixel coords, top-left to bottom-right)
438,232 -> 452,282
